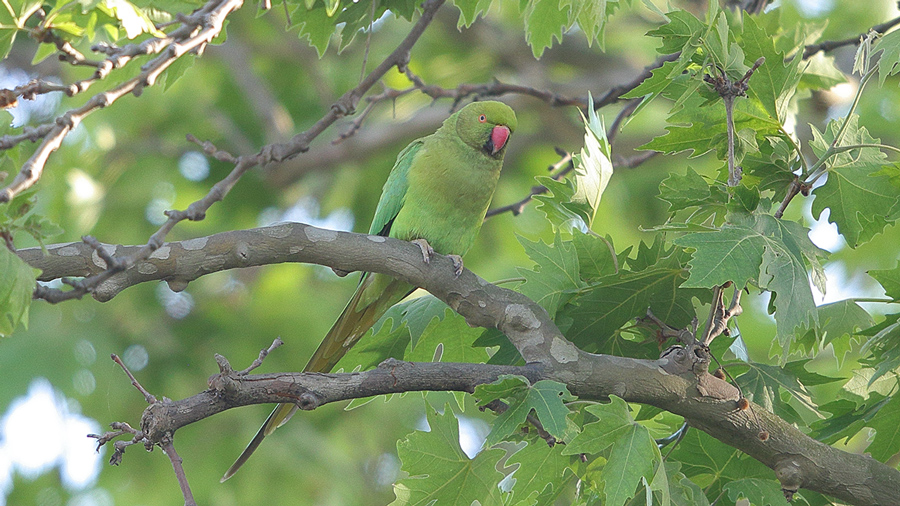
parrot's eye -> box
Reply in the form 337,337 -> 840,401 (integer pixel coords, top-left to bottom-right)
478,114 -> 486,123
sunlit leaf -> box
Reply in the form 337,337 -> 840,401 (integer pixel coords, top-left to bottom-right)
392,403 -> 505,506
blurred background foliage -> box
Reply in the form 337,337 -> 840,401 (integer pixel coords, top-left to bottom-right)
1,0 -> 900,504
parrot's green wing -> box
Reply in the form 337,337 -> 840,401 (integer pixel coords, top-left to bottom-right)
368,139 -> 423,237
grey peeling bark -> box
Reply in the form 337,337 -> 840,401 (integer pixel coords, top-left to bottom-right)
19,223 -> 900,506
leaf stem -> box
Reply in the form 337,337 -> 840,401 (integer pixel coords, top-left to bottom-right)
491,277 -> 526,285
805,68 -> 877,180
846,297 -> 898,304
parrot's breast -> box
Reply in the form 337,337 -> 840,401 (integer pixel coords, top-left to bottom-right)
390,136 -> 503,256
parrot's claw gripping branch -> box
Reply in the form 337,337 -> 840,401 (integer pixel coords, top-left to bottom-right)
411,238 -> 435,263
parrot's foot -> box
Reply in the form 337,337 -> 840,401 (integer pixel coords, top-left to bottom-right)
449,255 -> 464,278
411,239 -> 435,263
332,267 -> 350,277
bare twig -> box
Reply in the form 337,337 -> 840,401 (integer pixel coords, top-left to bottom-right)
704,57 -> 765,186
699,283 -> 742,347
112,353 -> 157,404
606,98 -> 642,144
88,421 -> 147,466
0,0 -> 243,203
802,15 -> 900,59
101,353 -> 197,505
237,337 -> 284,375
186,133 -> 238,163
160,436 -> 196,506
615,151 -> 658,169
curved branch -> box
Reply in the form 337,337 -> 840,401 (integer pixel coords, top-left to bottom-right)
21,222 -> 900,505
142,360 -> 545,441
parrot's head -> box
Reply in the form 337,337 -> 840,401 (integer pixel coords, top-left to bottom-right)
455,101 -> 517,159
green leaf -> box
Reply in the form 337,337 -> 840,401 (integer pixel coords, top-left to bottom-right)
379,295 -> 451,347
602,422 -> 658,506
563,261 -> 698,353
507,442 -> 576,506
657,167 -> 728,214
621,59 -> 685,115
674,226 -> 767,289
874,28 -> 900,86
0,245 -> 38,337
663,462 -> 710,506
799,52 -> 846,90
407,309 -> 488,364
563,396 -> 634,455
809,396 -> 889,444
840,364 -> 898,402
740,135 -> 800,203
563,397 -> 660,506
810,115 -> 900,248
472,328 -> 523,366
869,261 -> 900,300
563,395 -> 661,505
794,300 -> 874,363
516,233 -> 583,318
723,478 -> 786,506
859,316 -> 900,384
522,0 -> 571,58
640,96 -> 778,160
573,230 -> 618,281
727,184 -> 760,215
740,15 -> 802,123
392,403 -> 505,506
565,0 -> 619,50
645,9 -> 704,55
296,5 -> 339,56
675,214 -> 821,344
474,376 -> 574,447
452,0 -> 492,28
0,6 -> 19,60
733,361 -> 826,423
669,429 -> 769,500
867,393 -> 900,462
100,0 -> 162,39
338,296 -> 453,371
162,54 -> 195,91
563,244 -> 702,354
533,176 -> 587,232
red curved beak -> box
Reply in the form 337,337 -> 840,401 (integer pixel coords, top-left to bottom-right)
490,125 -> 511,156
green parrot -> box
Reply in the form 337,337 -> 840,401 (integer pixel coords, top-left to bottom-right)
222,100 -> 517,481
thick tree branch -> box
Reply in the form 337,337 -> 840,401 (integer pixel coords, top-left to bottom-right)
23,223 -> 900,505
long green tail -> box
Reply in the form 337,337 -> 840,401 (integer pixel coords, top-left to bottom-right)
221,274 -> 413,481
